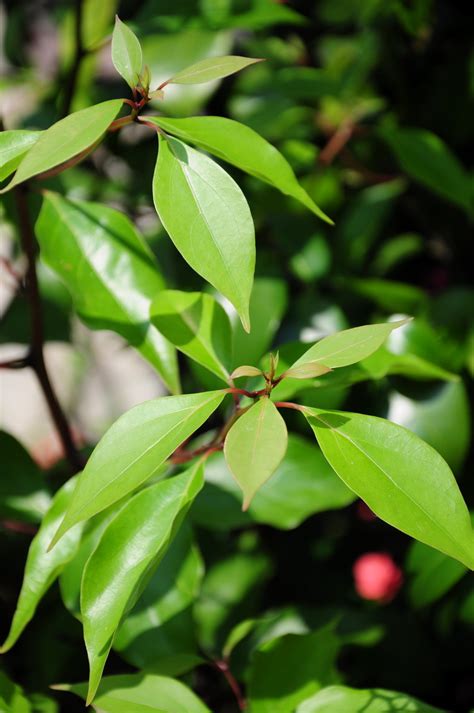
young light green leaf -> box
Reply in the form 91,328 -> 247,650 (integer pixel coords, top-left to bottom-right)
49,390 -> 225,549
36,191 -> 179,393
55,672 -> 210,713
111,16 -> 143,89
290,319 -> 410,371
166,56 -> 262,85
153,135 -> 255,331
81,463 -> 204,704
0,130 -> 41,181
0,100 -> 123,192
150,290 -> 232,381
0,477 -> 82,653
231,365 -> 264,379
297,685 -> 444,713
304,408 -> 474,569
282,363 -> 332,380
146,116 -> 333,223
224,397 -> 288,510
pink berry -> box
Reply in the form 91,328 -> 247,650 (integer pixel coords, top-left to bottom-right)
353,552 -> 403,603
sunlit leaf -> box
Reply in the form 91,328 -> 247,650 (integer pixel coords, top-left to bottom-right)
111,16 -> 143,88
166,56 -> 262,85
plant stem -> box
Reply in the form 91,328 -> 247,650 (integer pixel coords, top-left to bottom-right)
214,659 -> 247,711
273,401 -> 306,412
13,186 -> 83,473
61,0 -> 85,117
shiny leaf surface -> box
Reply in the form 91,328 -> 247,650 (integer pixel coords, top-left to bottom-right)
167,56 -> 261,85
111,16 -> 143,88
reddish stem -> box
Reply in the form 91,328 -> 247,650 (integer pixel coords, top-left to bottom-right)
274,401 -> 306,412
214,659 -> 247,711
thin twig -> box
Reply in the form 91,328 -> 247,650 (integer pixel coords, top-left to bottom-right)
213,659 -> 247,711
13,186 -> 83,473
273,401 -> 306,412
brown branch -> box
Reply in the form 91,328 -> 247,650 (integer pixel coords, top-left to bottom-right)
319,121 -> 354,166
14,186 -> 83,473
274,401 -> 306,412
213,659 -> 247,711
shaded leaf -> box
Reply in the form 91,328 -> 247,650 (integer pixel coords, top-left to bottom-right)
36,191 -> 180,393
407,540 -> 467,608
153,134 -> 255,331
304,408 -> 474,568
81,463 -> 204,703
149,116 -> 332,223
0,478 -> 82,653
150,290 -> 232,381
297,685 -> 444,713
49,390 -> 225,548
224,397 -> 288,509
0,100 -> 123,191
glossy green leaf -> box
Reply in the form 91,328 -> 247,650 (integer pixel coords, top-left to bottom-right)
407,540 -> 467,608
0,130 -> 41,181
232,278 -> 288,367
290,320 -> 409,371
193,435 -> 355,531
297,685 -> 445,713
114,525 -> 204,668
0,477 -> 82,653
36,191 -> 180,393
248,626 -> 340,713
55,673 -> 210,713
0,431 -> 51,523
81,463 -> 204,704
148,116 -> 332,223
49,390 -> 225,548
150,290 -> 232,381
224,398 -> 288,510
380,126 -> 471,212
0,100 -> 123,191
153,135 -> 255,331
304,408 -> 474,569
111,16 -> 143,89
167,56 -> 262,85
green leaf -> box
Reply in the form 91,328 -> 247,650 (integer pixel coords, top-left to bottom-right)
0,130 -> 41,181
114,525 -> 204,668
224,397 -> 288,510
166,56 -> 262,85
0,430 -> 51,523
0,671 -> 31,713
232,278 -> 287,367
153,135 -> 255,331
49,390 -> 225,548
36,191 -> 179,393
82,0 -> 117,50
380,126 -> 471,212
150,290 -> 232,381
55,673 -> 210,713
81,463 -> 204,704
231,365 -> 264,379
194,550 -> 272,653
282,363 -> 332,380
192,435 -> 355,531
0,477 -> 83,653
111,16 -> 143,89
248,626 -> 340,713
304,408 -> 474,569
148,116 -> 332,223
406,540 -> 467,608
290,319 -> 409,371
297,685 -> 445,713
0,100 -> 123,192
